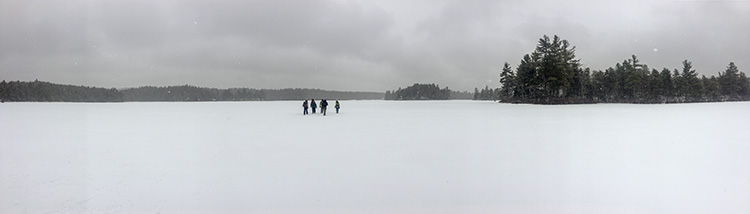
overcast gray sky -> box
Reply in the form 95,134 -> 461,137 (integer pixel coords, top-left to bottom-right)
1,0 -> 749,92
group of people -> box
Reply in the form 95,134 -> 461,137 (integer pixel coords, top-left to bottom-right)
302,99 -> 340,116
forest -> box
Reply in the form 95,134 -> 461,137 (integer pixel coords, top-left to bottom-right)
0,81 -> 383,102
262,88 -> 383,100
121,86 -> 384,101
474,86 -> 499,100
0,80 -> 123,102
497,35 -> 750,104
383,84 -> 474,100
385,83 -> 451,100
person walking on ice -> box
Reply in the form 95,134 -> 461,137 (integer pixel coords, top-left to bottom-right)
321,99 -> 329,116
302,100 -> 309,115
335,100 -> 340,113
310,99 -> 317,114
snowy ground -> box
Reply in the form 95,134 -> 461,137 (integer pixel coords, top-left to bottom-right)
1,100 -> 749,214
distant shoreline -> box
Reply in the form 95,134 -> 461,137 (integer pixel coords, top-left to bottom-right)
0,80 -> 385,102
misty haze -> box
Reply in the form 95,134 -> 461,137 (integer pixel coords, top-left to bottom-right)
1,0 -> 749,214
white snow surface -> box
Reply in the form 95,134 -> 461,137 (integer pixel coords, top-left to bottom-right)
1,101 -> 749,214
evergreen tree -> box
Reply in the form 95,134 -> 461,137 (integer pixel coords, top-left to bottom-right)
673,69 -> 684,101
607,65 -> 625,101
647,69 -> 662,102
719,62 -> 742,99
499,62 -> 515,100
659,68 -> 674,98
570,67 -> 590,98
588,70 -> 606,101
739,72 -> 750,99
509,35 -> 581,103
535,35 -> 580,97
0,80 -> 6,102
622,55 -> 649,101
702,75 -> 721,101
515,54 -> 537,99
680,60 -> 702,101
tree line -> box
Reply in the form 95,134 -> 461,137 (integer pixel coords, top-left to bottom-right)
0,80 -> 123,102
497,35 -> 750,104
0,80 -> 384,102
474,86 -> 499,100
451,90 -> 474,99
382,83 -> 484,100
121,85 -> 266,101
263,88 -> 384,100
385,83 -> 451,100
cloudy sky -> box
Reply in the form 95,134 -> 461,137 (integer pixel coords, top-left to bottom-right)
1,0 -> 748,92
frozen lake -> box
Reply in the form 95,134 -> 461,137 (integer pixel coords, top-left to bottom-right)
1,101 -> 749,214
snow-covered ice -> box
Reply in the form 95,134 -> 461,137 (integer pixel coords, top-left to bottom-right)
1,101 -> 749,214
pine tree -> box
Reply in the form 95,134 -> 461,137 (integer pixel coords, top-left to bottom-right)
588,70 -> 606,101
739,72 -> 750,99
515,54 -> 536,99
576,68 -> 592,98
702,75 -> 721,101
647,69 -> 662,102
535,35 -> 580,98
510,35 -> 581,102
659,68 -> 674,99
623,55 -> 649,101
499,62 -> 515,100
0,80 -> 6,102
719,62 -> 741,99
679,60 -> 701,101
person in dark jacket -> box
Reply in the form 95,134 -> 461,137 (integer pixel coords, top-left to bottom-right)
302,100 -> 309,115
310,99 -> 317,114
335,100 -> 340,113
321,99 -> 328,116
